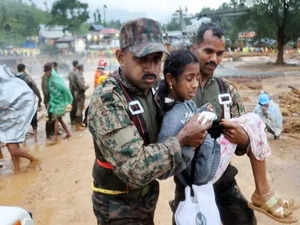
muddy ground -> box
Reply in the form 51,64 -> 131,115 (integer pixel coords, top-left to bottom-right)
1,56 -> 300,225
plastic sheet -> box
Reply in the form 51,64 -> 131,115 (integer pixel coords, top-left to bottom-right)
0,65 -> 37,143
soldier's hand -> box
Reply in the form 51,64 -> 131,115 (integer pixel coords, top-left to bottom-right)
177,114 -> 207,148
220,120 -> 249,146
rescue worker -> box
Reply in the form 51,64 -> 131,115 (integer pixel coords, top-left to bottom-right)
16,63 -> 42,142
187,22 -> 256,225
41,63 -> 54,139
254,92 -> 283,139
69,60 -> 79,124
94,59 -> 108,88
68,61 -> 88,130
88,18 -> 207,225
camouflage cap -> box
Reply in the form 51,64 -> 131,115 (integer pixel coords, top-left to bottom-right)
119,18 -> 167,57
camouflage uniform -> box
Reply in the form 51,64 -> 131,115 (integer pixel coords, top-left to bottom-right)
88,18 -> 183,225
68,70 -> 88,124
41,74 -> 54,138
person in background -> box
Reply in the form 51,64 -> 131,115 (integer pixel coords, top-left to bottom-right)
94,59 -> 108,88
254,92 -> 283,139
41,63 -> 55,140
48,62 -> 73,144
15,63 -> 42,143
0,65 -> 39,173
74,64 -> 88,130
69,60 -> 79,124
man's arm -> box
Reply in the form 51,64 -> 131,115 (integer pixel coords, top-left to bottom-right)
41,76 -> 49,108
88,85 -> 184,189
27,75 -> 42,107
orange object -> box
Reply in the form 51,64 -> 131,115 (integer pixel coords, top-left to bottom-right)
94,70 -> 108,88
13,221 -> 22,225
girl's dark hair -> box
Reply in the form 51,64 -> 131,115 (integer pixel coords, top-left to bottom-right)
163,49 -> 199,80
157,49 -> 199,112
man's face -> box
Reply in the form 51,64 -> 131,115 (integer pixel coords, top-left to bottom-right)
117,49 -> 163,92
191,30 -> 225,77
261,103 -> 269,112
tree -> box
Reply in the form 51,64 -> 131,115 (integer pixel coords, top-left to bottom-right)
93,9 -> 102,25
244,0 -> 300,64
49,0 -> 89,34
0,0 -> 49,46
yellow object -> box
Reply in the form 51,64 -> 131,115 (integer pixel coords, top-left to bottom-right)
91,182 -> 127,195
97,75 -> 107,86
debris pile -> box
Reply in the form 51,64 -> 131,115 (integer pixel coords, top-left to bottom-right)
279,86 -> 300,133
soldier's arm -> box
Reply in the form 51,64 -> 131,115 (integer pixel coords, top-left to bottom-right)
227,82 -> 245,118
88,87 -> 184,189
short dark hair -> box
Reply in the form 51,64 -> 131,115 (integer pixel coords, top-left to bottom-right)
17,63 -> 26,72
192,23 -> 224,44
72,60 -> 78,67
77,64 -> 83,70
52,62 -> 58,68
44,63 -> 52,72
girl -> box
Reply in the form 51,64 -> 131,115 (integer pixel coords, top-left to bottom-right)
157,49 -> 296,224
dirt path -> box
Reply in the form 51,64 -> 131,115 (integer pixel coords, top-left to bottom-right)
1,62 -> 300,224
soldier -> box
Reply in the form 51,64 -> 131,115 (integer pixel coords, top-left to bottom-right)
41,63 -> 54,139
68,60 -> 79,124
88,18 -> 207,225
16,63 -> 42,142
69,63 -> 88,130
188,23 -> 256,225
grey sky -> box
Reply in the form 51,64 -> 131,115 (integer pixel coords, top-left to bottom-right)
35,0 -> 230,23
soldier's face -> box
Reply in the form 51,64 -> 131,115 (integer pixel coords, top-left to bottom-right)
191,30 -> 225,77
117,49 -> 163,92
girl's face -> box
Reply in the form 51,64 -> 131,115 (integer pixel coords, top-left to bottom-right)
168,63 -> 200,101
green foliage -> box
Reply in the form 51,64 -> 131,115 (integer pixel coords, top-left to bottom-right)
49,0 -> 89,34
93,9 -> 102,25
166,17 -> 181,31
0,0 -> 49,46
240,0 -> 300,63
196,0 -> 300,63
40,44 -> 60,55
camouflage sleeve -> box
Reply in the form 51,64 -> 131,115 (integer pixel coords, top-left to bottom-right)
88,84 -> 184,189
228,83 -> 245,118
